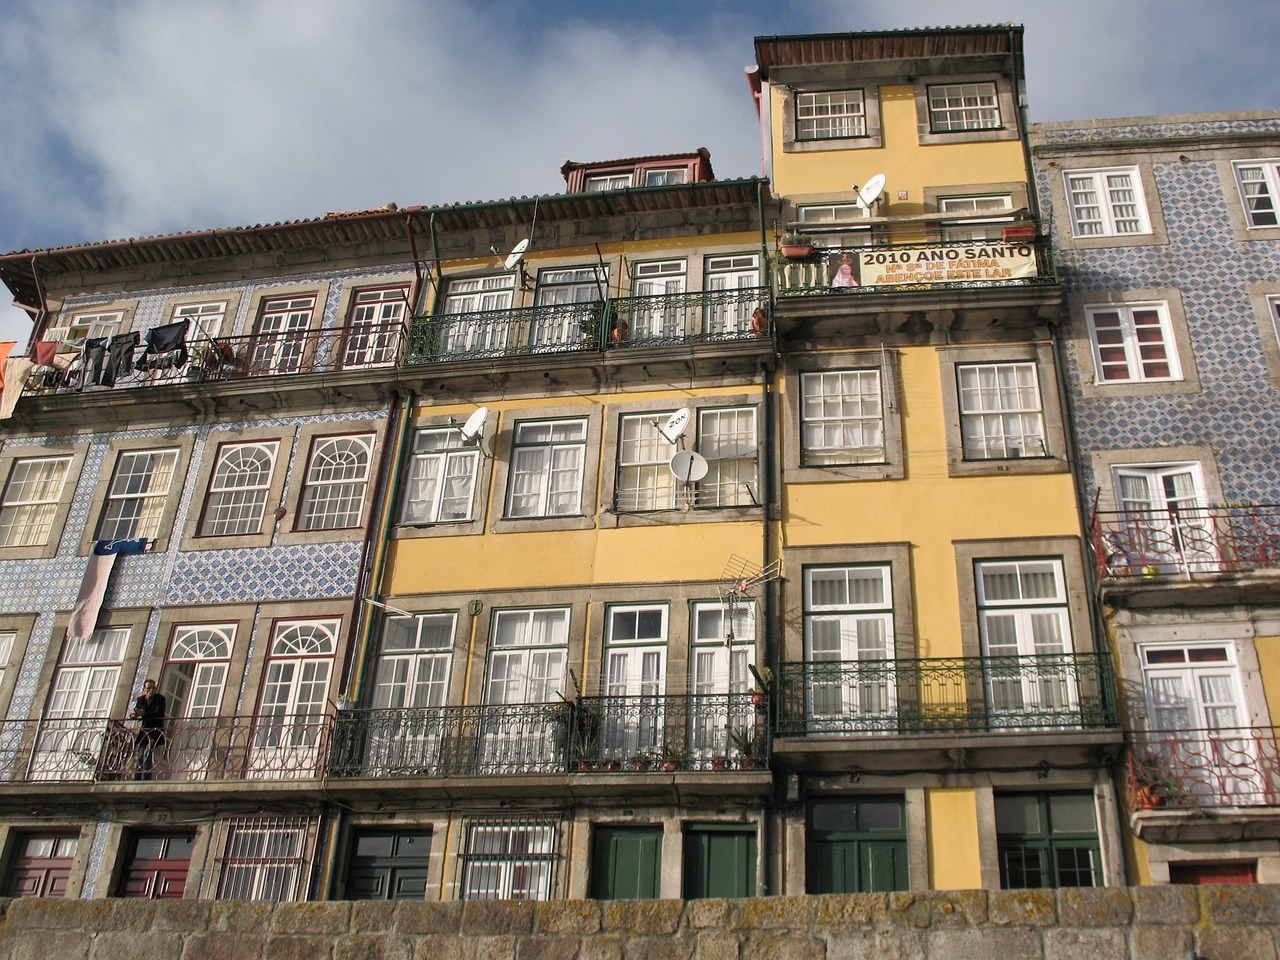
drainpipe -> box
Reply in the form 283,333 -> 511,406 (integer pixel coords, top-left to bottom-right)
757,181 -> 771,287
759,359 -> 777,896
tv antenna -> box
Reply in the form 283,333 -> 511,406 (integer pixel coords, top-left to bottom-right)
854,173 -> 886,214
719,554 -> 782,643
655,407 -> 691,446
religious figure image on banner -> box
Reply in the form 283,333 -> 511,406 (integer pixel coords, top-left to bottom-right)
828,254 -> 861,289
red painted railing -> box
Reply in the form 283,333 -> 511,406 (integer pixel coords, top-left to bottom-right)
1089,505 -> 1280,580
1124,728 -> 1280,811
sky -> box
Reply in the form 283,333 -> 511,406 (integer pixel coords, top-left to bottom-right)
1,0 -> 1278,348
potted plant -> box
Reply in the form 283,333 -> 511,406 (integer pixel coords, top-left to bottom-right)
658,742 -> 689,772
628,750 -> 656,772
1131,750 -> 1186,809
727,725 -> 764,769
1001,219 -> 1037,243
778,233 -> 816,259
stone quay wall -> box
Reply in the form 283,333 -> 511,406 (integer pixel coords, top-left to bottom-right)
0,886 -> 1276,960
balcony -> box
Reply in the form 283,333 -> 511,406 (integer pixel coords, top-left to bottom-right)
24,321 -> 407,395
774,237 -> 1057,299
329,694 -> 769,779
1091,504 -> 1280,581
776,654 -> 1117,736
405,287 -> 770,364
1124,728 -> 1280,842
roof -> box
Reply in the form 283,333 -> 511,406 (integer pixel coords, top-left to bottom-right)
0,177 -> 771,306
753,24 -> 1022,77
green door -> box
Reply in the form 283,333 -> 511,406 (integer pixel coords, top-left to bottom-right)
346,830 -> 431,900
806,798 -> 907,893
590,826 -> 661,899
683,825 -> 757,899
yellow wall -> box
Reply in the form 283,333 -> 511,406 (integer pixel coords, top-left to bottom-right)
769,83 -> 1027,207
1256,635 -> 1280,722
926,787 -> 982,889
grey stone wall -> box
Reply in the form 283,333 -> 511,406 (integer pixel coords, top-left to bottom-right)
0,887 -> 1275,959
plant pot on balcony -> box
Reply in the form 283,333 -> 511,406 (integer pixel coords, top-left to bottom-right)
1134,785 -> 1165,810
780,243 -> 815,259
1001,224 -> 1037,243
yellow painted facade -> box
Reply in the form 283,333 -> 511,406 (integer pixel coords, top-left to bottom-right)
925,788 -> 982,889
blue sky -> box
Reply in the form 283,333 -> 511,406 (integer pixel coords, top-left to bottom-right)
2,0 -> 1278,346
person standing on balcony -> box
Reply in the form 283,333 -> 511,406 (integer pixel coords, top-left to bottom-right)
130,679 -> 166,781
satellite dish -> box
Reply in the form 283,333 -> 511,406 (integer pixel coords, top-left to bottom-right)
659,408 -> 691,444
459,406 -> 489,442
504,238 -> 530,271
669,450 -> 709,483
858,173 -> 886,211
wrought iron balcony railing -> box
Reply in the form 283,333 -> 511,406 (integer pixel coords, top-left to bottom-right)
774,237 -> 1056,298
1090,504 -> 1280,580
405,287 -> 770,364
24,321 -> 408,394
775,654 -> 1117,737
0,714 -> 332,783
329,694 -> 769,778
1125,728 -> 1280,811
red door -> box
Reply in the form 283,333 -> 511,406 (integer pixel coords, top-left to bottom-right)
118,834 -> 195,898
5,834 -> 78,897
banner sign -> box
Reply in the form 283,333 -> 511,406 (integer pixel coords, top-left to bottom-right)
827,244 -> 1038,288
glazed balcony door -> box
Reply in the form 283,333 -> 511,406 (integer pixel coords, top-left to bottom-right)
249,621 -> 336,778
1114,465 -> 1216,573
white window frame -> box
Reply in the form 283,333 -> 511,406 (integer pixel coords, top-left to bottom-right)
690,601 -> 755,758
800,370 -> 885,466
616,413 -> 677,512
31,628 -> 130,780
162,624 -> 234,720
171,301 -> 228,341
629,259 -> 687,340
1085,302 -> 1182,383
957,362 -> 1047,460
97,448 -> 179,543
584,174 -> 632,192
250,295 -> 316,373
1233,159 -> 1280,228
796,90 -> 866,140
927,82 -> 1001,132
642,168 -> 687,186
372,613 -> 455,710
297,434 -> 374,531
218,817 -> 312,902
0,456 -> 72,548
803,565 -> 895,727
460,821 -> 556,900
342,286 -> 407,368
484,609 -> 569,706
401,427 -> 479,524
797,203 -> 873,247
1063,167 -> 1151,238
939,194 -> 1014,241
703,254 -> 761,336
440,274 -> 516,355
697,406 -> 758,507
249,620 -> 337,777
504,419 -> 586,519
1112,462 -> 1217,573
44,310 -> 123,345
199,441 -> 278,537
601,604 -> 668,758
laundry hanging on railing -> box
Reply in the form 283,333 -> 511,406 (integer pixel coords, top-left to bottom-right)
136,319 -> 189,371
93,537 -> 149,556
100,331 -> 140,386
77,337 -> 107,390
68,552 -> 117,641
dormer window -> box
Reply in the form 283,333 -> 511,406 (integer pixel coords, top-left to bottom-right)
642,168 -> 687,186
584,174 -> 632,192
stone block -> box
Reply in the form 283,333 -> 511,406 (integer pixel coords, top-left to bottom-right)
461,901 -> 535,936
693,930 -> 740,960
741,933 -> 825,960
1056,888 -> 1133,928
814,893 -> 888,929
827,928 -> 925,960
534,900 -> 600,935
10,929 -> 91,960
264,935 -> 337,960
273,902 -> 351,935
1196,925 -> 1279,960
210,900 -> 276,933
513,935 -> 581,960
577,936 -> 624,960
599,900 -> 682,936
624,936 -> 695,960
1200,884 -> 1280,925
335,934 -> 414,960
350,901 -> 397,934
181,932 -> 268,960
926,927 -> 1043,960
1129,926 -> 1191,960
150,900 -> 213,931
86,931 -> 185,960
730,896 -> 815,929
456,936 -> 517,960
397,901 -> 463,935
1043,928 -> 1126,960
1132,886 -> 1197,926
886,892 -> 986,929
686,900 -> 729,929
412,935 -> 464,960
988,889 -> 1056,927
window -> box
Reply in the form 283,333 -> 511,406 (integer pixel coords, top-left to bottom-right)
0,631 -> 14,694
616,413 -> 677,512
460,819 -> 557,900
297,434 -> 374,531
342,286 -> 407,368
1233,159 -> 1280,227
584,174 -> 632,192
1112,462 -> 1216,573
198,441 -> 278,537
161,624 -> 233,720
796,90 -> 865,140
803,566 -> 895,727
505,419 -> 586,518
532,267 -> 606,350
628,260 -> 687,340
402,427 -> 479,524
939,195 -> 1013,241
45,310 -> 122,344
249,294 -> 316,374
928,82 -> 1000,131
250,620 -> 337,777
31,628 -> 129,780
218,817 -> 312,901
996,792 -> 1100,889
797,203 -> 873,247
642,168 -> 687,186
691,601 -> 754,759
0,456 -> 71,547
956,362 -> 1046,460
5,834 -> 79,897
801,370 -> 885,466
171,301 -> 228,341
601,604 -> 667,758
97,448 -> 179,542
1064,168 -> 1150,237
371,613 -> 454,710
976,560 -> 1077,723
1086,303 -> 1181,383
439,274 -> 516,355
806,798 -> 908,893
703,255 -> 761,336
481,608 -> 568,772
698,407 -> 757,507
117,834 -> 195,899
